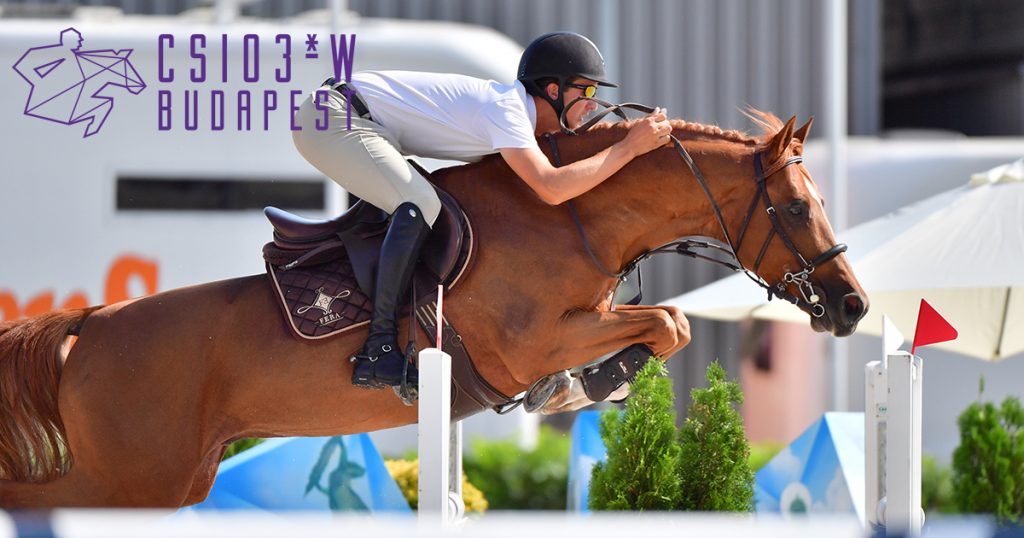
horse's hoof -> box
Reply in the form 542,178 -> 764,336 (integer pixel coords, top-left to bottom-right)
524,371 -> 572,413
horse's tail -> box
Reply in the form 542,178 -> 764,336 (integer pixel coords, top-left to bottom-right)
0,306 -> 102,482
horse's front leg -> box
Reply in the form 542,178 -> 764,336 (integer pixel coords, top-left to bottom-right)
610,304 -> 691,358
510,304 -> 691,385
531,374 -> 633,415
515,304 -> 689,414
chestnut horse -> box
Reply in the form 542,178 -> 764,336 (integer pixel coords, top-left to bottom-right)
0,111 -> 866,508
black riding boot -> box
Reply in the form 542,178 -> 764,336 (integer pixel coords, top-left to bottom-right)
351,202 -> 430,388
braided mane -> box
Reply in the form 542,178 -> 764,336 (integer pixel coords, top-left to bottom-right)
588,107 -> 783,147
668,119 -> 757,145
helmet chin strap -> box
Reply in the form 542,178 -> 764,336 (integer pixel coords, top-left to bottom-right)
541,81 -> 567,121
547,98 -> 565,120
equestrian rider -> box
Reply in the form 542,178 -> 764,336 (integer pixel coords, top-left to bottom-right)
292,31 -> 672,391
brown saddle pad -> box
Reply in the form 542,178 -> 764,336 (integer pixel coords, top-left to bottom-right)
266,214 -> 474,340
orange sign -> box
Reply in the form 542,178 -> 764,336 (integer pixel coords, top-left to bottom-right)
0,254 -> 159,322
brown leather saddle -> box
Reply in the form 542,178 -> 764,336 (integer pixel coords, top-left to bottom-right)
262,186 -> 471,339
261,167 -> 515,419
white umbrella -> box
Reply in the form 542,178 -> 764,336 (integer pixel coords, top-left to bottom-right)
662,159 -> 1024,361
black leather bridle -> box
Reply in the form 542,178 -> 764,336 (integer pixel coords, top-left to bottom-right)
546,99 -> 848,318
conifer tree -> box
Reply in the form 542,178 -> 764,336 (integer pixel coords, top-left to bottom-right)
588,359 -> 682,510
677,361 -> 754,511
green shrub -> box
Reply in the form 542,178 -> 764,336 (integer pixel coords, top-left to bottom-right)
461,425 -> 570,510
951,379 -> 1024,525
589,360 -> 682,510
748,442 -> 783,473
589,360 -> 754,513
678,361 -> 754,512
222,438 -> 264,460
383,426 -> 569,511
922,454 -> 956,514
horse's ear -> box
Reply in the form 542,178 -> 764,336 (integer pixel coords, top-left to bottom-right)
767,115 -> 797,162
793,117 -> 814,144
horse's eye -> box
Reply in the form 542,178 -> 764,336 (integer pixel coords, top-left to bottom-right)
787,201 -> 806,216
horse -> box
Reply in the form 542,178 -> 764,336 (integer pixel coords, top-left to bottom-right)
0,111 -> 867,507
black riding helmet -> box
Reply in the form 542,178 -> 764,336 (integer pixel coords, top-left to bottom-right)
517,32 -> 617,119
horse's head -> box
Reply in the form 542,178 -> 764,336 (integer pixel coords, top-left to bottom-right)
77,49 -> 146,95
717,113 -> 867,336
116,51 -> 146,95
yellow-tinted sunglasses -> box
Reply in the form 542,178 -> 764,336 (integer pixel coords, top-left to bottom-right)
566,82 -> 598,98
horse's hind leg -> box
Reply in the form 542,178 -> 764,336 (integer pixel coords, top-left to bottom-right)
182,445 -> 229,506
5,438 -> 203,508
47,315 -> 222,507
0,466 -> 133,508
52,406 -> 206,507
31,432 -> 224,507
0,428 -> 202,508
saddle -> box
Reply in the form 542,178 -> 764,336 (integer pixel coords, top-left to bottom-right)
263,186 -> 470,338
261,164 -> 513,419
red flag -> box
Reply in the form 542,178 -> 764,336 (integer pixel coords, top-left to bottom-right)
911,299 -> 958,355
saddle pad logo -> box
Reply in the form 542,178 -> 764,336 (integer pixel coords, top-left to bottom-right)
296,287 -> 352,326
12,27 -> 146,138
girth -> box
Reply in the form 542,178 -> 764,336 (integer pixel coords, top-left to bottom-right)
412,302 -> 518,420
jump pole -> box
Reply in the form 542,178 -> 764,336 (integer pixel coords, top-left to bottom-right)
417,286 -> 464,527
865,316 -> 924,535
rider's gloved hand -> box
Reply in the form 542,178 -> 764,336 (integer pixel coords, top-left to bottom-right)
622,107 -> 672,157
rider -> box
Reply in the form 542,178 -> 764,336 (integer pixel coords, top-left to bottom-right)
292,31 -> 672,391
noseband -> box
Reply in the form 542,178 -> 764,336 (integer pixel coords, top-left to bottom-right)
550,100 -> 847,317
731,152 -> 848,317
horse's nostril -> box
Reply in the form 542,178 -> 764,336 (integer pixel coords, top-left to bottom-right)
842,293 -> 865,323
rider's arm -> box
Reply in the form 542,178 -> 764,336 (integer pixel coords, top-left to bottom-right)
499,111 -> 670,205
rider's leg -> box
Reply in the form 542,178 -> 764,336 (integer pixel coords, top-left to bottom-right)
351,202 -> 430,387
292,86 -> 441,388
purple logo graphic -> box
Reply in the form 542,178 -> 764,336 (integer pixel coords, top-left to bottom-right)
12,27 -> 145,138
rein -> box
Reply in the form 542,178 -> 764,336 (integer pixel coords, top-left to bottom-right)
548,99 -> 847,317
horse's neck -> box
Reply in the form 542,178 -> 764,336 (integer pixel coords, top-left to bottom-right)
433,129 -> 754,282
433,154 -> 621,306
559,131 -> 756,270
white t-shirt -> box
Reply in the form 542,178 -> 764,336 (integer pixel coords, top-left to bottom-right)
350,70 -> 539,162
